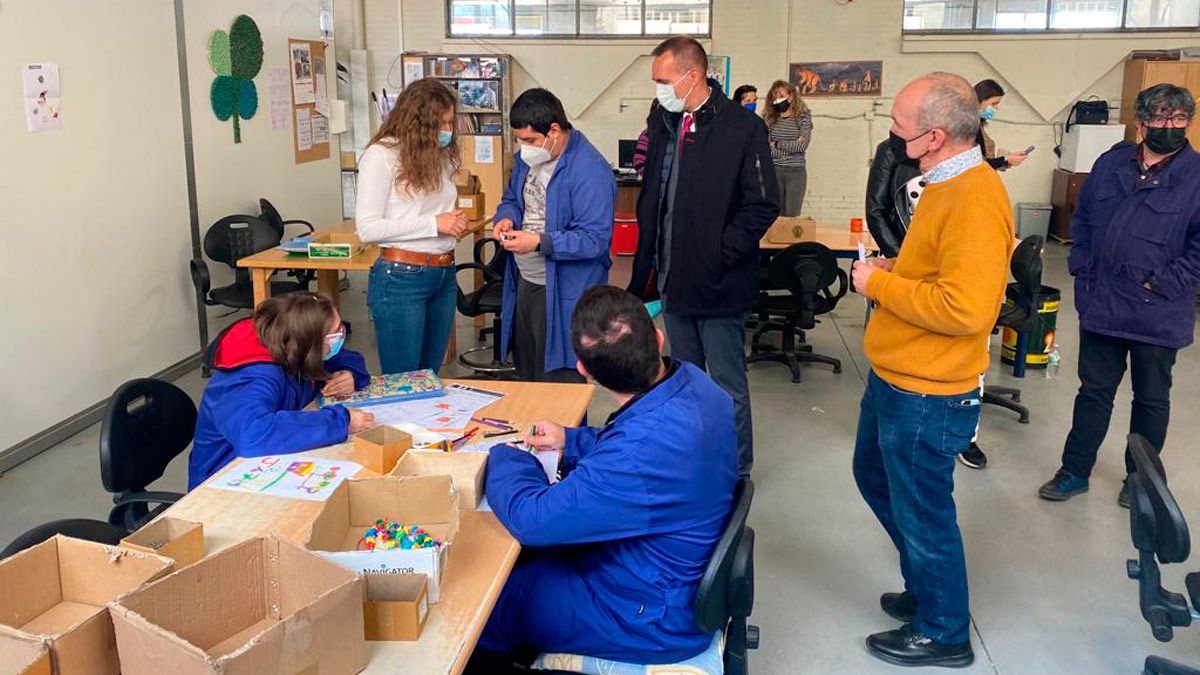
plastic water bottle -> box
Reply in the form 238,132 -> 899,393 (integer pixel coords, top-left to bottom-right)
1046,344 -> 1060,380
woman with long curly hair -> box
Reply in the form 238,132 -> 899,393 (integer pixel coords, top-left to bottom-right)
356,78 -> 467,374
763,79 -> 813,216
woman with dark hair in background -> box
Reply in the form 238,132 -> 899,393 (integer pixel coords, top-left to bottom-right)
733,84 -> 758,112
975,78 -> 1029,171
764,79 -> 813,216
632,99 -> 659,178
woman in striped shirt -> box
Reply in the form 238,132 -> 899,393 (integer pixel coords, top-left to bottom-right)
763,80 -> 813,217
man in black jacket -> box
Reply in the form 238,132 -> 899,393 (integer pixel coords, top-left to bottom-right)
628,36 -> 779,477
865,138 -> 923,259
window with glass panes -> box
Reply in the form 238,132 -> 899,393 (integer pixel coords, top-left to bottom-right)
903,0 -> 1200,32
448,0 -> 711,37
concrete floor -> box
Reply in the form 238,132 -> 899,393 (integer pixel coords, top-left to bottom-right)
4,246 -> 1200,673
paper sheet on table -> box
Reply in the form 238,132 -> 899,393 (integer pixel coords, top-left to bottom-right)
475,449 -> 561,512
267,66 -> 291,131
208,455 -> 360,502
296,108 -> 312,150
368,383 -> 504,431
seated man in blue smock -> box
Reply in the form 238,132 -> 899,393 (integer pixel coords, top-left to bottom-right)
476,285 -> 738,668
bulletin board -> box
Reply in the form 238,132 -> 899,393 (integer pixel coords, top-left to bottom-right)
288,38 -> 331,164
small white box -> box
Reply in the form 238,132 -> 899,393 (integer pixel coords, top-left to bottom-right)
1058,124 -> 1127,173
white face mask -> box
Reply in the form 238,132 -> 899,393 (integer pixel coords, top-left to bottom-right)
520,133 -> 556,167
655,70 -> 695,114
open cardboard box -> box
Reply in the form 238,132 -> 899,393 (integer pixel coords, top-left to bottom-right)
0,535 -> 174,675
362,573 -> 429,641
391,450 -> 487,509
110,535 -> 365,675
119,517 -> 205,568
304,475 -> 459,603
456,189 -> 486,220
307,232 -> 363,259
0,631 -> 52,675
352,426 -> 413,475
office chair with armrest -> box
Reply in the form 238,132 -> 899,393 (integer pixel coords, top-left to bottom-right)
100,378 -> 197,532
983,234 -> 1045,424
456,238 -> 515,375
748,242 -> 846,383
694,477 -> 759,675
1127,432 -> 1200,675
259,197 -> 316,291
1,519 -> 129,559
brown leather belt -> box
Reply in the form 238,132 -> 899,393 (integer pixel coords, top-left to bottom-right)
380,248 -> 455,267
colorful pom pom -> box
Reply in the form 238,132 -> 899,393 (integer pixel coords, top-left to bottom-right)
356,519 -> 440,551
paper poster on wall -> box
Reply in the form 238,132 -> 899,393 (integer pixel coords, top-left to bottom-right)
290,41 -> 315,104
474,136 -> 495,164
266,66 -> 291,131
296,107 -> 313,151
319,0 -> 334,41
22,63 -> 62,133
311,112 -> 329,144
403,57 -> 424,86
313,55 -> 330,117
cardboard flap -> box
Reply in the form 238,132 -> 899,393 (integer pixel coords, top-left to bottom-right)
0,538 -> 62,630
347,476 -> 457,537
304,480 -> 352,552
273,536 -> 361,619
0,631 -> 49,675
363,574 -> 426,602
56,536 -> 174,607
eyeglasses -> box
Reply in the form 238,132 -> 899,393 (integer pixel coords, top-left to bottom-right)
1145,113 -> 1192,127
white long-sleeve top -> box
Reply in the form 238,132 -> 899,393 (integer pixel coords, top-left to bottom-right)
354,141 -> 457,254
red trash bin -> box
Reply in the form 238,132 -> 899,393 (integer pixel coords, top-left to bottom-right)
611,212 -> 638,256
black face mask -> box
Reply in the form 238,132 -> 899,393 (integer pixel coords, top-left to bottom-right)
772,100 -> 791,114
888,129 -> 933,162
1144,126 -> 1189,155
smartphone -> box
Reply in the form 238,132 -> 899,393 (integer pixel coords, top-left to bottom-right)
1023,145 -> 1035,155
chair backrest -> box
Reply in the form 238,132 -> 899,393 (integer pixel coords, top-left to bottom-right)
258,198 -> 286,239
100,379 -> 198,494
456,238 -> 510,316
202,215 -> 280,270
1010,235 -> 1044,305
1,519 -> 129,559
694,478 -> 755,632
766,243 -> 847,322
1129,433 -> 1190,564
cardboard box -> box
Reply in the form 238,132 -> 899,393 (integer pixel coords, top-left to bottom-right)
454,168 -> 480,193
110,535 -> 366,675
0,632 -> 51,675
456,189 -> 486,220
0,535 -> 174,675
119,517 -> 205,568
362,573 -> 429,641
304,476 -> 459,603
352,426 -> 413,475
391,450 -> 487,509
307,232 -> 363,259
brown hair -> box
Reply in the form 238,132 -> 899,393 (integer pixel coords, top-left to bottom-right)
369,78 -> 461,196
254,292 -> 337,382
763,79 -> 809,126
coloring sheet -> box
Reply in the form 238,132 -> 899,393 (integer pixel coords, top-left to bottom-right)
368,383 -> 504,431
210,455 -> 360,501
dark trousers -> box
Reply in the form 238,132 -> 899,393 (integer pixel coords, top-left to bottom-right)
664,310 -> 753,477
852,372 -> 980,645
512,276 -> 586,384
1061,329 -> 1178,478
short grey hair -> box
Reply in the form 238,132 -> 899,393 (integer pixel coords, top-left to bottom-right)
915,72 -> 980,144
1135,83 -> 1195,121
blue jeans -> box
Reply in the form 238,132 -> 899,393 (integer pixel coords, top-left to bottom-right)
852,371 -> 980,645
367,260 -> 456,374
664,311 -> 752,477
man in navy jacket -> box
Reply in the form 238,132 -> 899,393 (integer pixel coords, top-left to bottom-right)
1039,84 -> 1200,507
476,286 -> 738,666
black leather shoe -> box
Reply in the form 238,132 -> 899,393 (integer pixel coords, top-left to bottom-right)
866,624 -> 974,668
880,591 -> 917,623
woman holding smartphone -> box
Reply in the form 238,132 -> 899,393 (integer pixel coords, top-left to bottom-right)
975,79 -> 1031,171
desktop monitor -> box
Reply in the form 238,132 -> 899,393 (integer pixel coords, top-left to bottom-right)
618,139 -> 637,169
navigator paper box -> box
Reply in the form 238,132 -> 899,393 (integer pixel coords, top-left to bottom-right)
304,475 -> 459,603
0,535 -> 174,675
109,535 -> 365,675
0,632 -> 51,675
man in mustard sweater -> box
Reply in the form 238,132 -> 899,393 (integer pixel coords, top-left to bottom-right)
850,72 -> 1015,668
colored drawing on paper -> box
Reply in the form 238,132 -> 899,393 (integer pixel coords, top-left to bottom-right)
211,455 -> 359,501
368,383 -> 504,431
319,369 -> 445,408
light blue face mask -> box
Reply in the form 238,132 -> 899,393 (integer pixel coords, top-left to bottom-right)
437,129 -> 453,148
980,106 -> 996,121
324,331 -> 346,361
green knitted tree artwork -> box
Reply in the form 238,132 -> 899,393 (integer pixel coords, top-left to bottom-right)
208,15 -> 263,143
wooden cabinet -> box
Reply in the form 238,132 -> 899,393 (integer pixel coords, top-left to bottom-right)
615,180 -> 640,214
1121,59 -> 1200,149
1049,169 -> 1088,244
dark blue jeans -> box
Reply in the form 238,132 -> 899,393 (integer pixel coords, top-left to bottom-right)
852,371 -> 980,645
367,259 -> 456,374
664,311 -> 752,477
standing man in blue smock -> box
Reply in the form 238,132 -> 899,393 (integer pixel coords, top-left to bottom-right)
471,286 -> 738,669
493,88 -> 615,382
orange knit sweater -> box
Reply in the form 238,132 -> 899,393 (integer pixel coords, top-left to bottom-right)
863,162 -> 1015,395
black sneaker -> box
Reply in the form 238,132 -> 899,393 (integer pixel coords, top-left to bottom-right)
1038,469 -> 1089,501
880,591 -> 917,623
866,623 -> 974,668
1118,479 -> 1131,509
957,443 -> 988,470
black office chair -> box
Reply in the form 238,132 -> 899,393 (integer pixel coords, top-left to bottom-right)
983,235 -> 1045,424
100,378 -> 197,532
456,238 -> 515,375
695,477 -> 759,675
748,243 -> 846,383
1127,433 -> 1200,675
259,197 -> 316,290
189,215 -> 301,312
1,519 -> 128,559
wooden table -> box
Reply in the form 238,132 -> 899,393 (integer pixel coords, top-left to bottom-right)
237,218 -> 491,309
761,216 -> 878,259
162,379 -> 595,675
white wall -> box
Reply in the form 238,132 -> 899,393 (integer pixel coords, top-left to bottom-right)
379,0 -> 1200,221
0,0 -> 342,452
